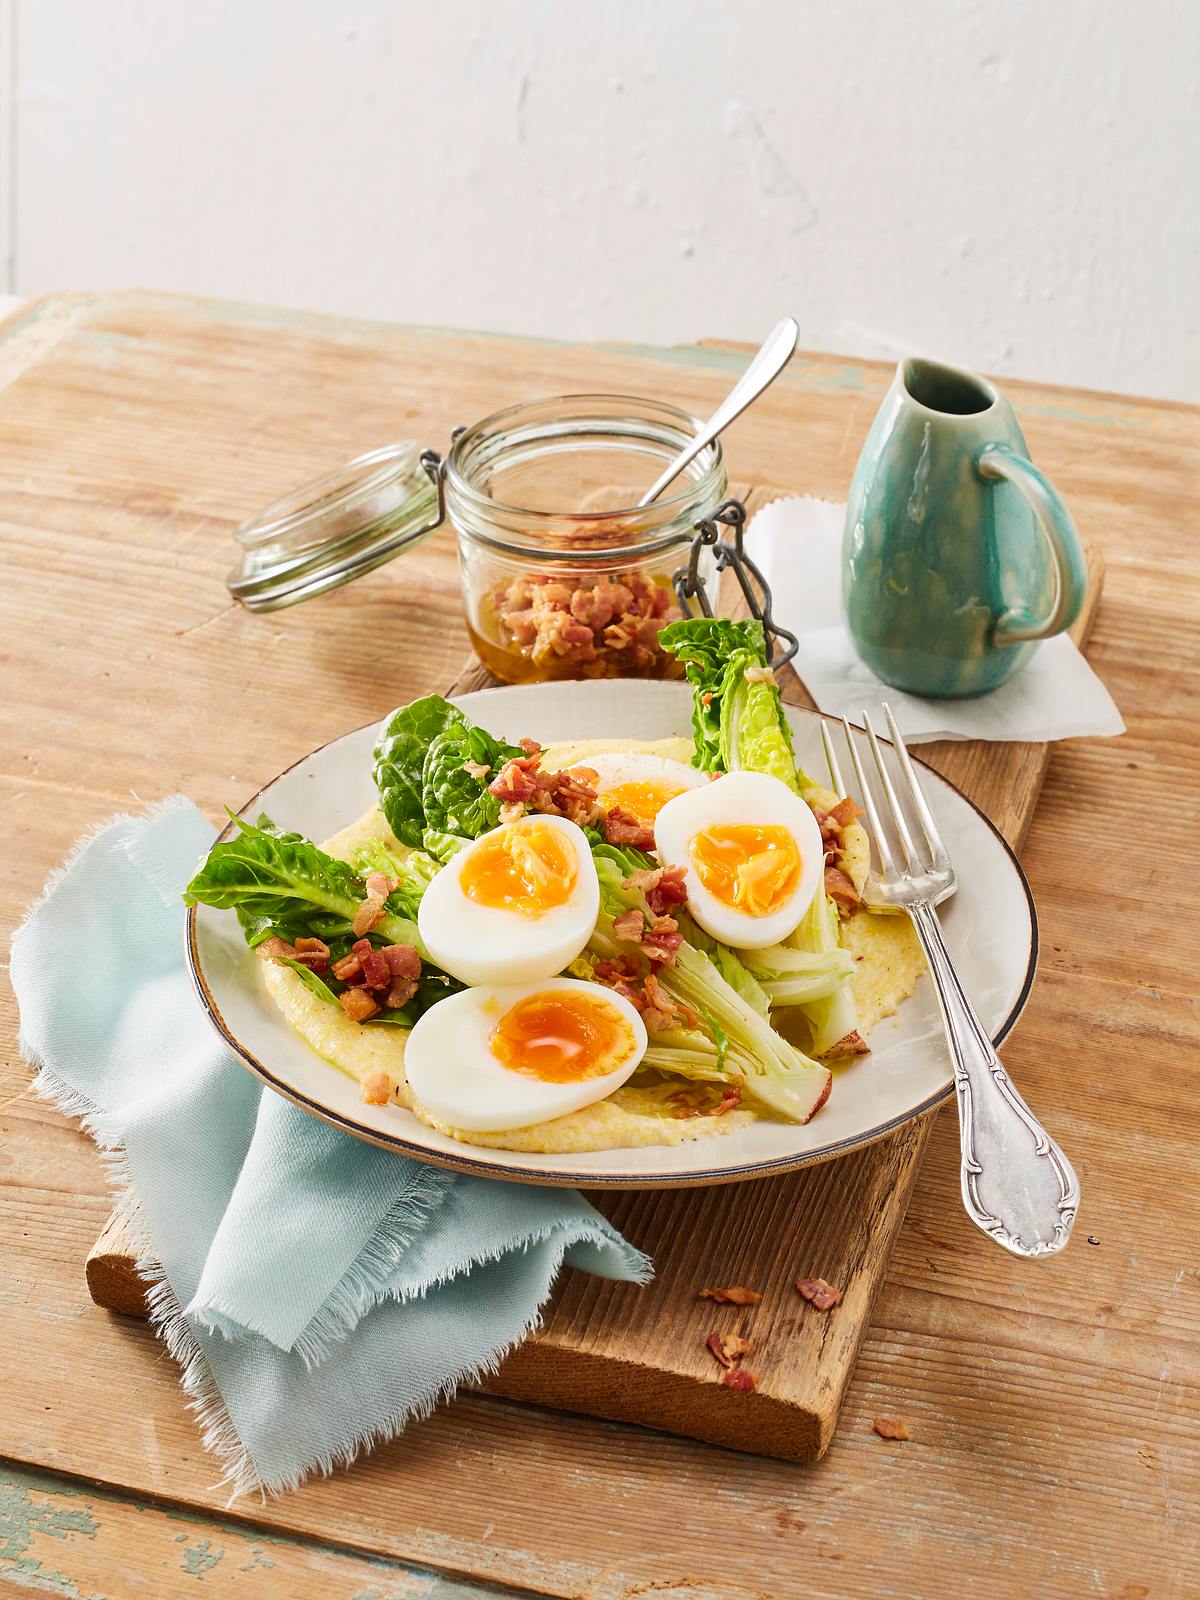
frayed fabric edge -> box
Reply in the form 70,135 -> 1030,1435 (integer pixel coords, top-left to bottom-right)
188,1165 -> 458,1371
29,1062 -> 266,1502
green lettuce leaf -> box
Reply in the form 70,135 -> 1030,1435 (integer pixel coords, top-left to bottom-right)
421,721 -> 522,840
373,695 -> 468,846
352,838 -> 441,921
657,616 -> 807,789
184,812 -> 427,957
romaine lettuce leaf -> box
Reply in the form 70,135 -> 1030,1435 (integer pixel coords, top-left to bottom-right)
184,811 -> 426,957
373,695 -> 468,846
421,721 -> 522,840
658,616 -> 807,790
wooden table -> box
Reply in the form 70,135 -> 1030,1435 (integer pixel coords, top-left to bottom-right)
1,291 -> 1197,1600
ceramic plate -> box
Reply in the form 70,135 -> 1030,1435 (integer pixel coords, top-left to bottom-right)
187,680 -> 1036,1187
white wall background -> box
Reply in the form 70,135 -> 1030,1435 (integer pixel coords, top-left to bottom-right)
7,0 -> 1198,400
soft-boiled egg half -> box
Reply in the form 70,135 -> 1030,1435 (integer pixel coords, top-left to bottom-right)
403,977 -> 648,1131
576,751 -> 708,831
418,814 -> 599,986
653,770 -> 823,949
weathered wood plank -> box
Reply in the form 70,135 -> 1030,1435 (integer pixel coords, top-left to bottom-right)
0,1460 -> 516,1599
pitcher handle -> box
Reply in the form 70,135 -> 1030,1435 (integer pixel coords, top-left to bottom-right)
976,443 -> 1087,644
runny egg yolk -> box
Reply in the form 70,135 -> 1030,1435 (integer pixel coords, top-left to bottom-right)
460,821 -> 576,917
598,778 -> 689,827
490,991 -> 634,1082
689,824 -> 801,917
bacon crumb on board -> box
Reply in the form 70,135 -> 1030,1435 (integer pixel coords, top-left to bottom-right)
721,1368 -> 757,1392
698,1285 -> 761,1306
795,1276 -> 843,1310
705,1330 -> 754,1370
873,1416 -> 910,1440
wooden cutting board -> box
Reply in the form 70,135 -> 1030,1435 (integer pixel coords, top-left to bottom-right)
84,490 -> 1104,1463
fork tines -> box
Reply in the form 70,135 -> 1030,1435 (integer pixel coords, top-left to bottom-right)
822,705 -> 950,884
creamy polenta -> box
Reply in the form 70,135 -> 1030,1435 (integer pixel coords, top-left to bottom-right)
259,739 -> 925,1154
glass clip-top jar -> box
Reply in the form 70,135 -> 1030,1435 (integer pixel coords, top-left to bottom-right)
228,393 -> 797,684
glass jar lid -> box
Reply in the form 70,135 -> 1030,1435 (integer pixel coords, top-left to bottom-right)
227,442 -> 441,611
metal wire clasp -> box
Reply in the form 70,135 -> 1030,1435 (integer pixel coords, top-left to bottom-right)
673,499 -> 798,667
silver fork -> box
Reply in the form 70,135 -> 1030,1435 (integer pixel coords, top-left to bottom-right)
822,705 -> 1080,1259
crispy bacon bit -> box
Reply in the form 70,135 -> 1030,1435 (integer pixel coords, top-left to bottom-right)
607,906 -> 682,964
593,955 -> 645,1009
699,1285 -> 761,1306
666,1082 -> 741,1119
623,864 -> 688,917
462,759 -> 491,780
518,736 -> 542,758
667,1087 -> 713,1118
829,796 -> 863,829
340,988 -> 380,1023
332,951 -> 362,983
360,1069 -> 392,1105
743,666 -> 774,684
701,692 -> 713,708
292,936 -> 331,975
706,1331 -> 734,1369
352,894 -> 387,937
715,1083 -> 743,1116
795,1276 -> 843,1311
364,871 -> 395,901
385,977 -> 419,1010
705,1328 -> 753,1370
351,940 -> 389,991
721,1368 -> 757,1391
601,805 -> 656,851
823,1030 -> 869,1059
489,757 -> 539,804
643,970 -> 697,1029
824,865 -> 861,915
873,1416 -> 910,1441
493,569 -> 681,678
257,936 -> 296,962
381,944 -> 421,980
489,751 -> 602,829
641,914 -> 683,965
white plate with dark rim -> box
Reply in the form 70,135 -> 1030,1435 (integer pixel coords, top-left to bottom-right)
187,679 -> 1037,1188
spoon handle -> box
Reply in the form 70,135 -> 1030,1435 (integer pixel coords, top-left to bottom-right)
637,316 -> 799,507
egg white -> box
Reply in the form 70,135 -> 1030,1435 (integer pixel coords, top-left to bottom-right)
580,751 -> 708,821
417,814 -> 600,986
403,977 -> 648,1132
653,770 -> 824,949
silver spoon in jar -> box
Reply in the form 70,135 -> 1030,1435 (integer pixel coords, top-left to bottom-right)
637,316 -> 799,507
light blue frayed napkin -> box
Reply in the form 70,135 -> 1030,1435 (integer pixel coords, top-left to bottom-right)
11,799 -> 649,1497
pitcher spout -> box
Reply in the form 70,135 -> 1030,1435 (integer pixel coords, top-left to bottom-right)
899,357 -> 998,420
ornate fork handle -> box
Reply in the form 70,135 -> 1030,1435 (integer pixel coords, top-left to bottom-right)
909,902 -> 1079,1258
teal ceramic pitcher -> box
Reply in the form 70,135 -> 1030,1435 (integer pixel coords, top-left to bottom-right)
842,358 -> 1087,697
